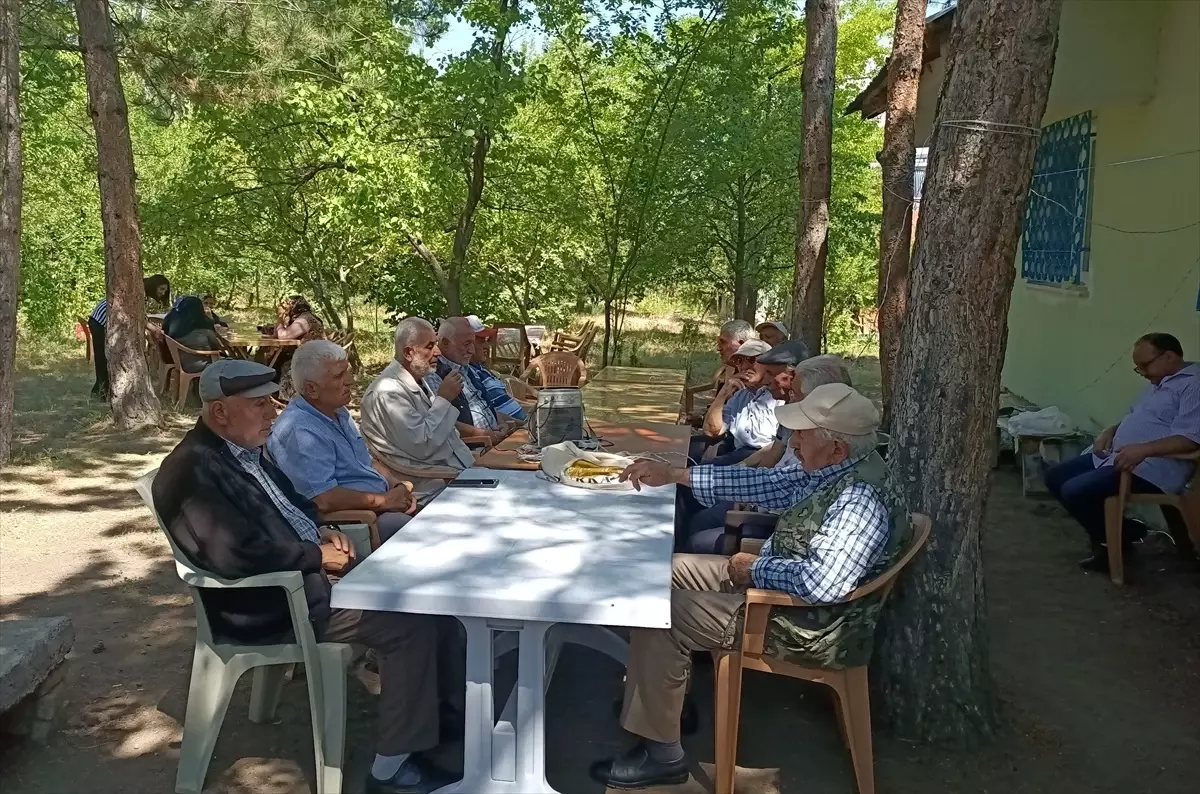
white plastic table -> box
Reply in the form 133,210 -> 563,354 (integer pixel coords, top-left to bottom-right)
330,467 -> 676,794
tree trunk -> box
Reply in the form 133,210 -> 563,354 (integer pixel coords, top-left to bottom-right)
601,297 -> 613,367
877,0 -> 926,429
75,0 -> 161,428
406,232 -> 459,313
448,128 -> 489,314
790,0 -> 837,355
874,0 -> 1063,743
0,0 -> 22,464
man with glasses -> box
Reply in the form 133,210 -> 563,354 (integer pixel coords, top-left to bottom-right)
1044,333 -> 1199,572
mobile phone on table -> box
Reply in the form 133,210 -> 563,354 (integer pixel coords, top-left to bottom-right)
447,478 -> 500,489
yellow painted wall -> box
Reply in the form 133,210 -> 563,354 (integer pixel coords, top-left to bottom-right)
909,0 -> 1199,430
1002,0 -> 1200,430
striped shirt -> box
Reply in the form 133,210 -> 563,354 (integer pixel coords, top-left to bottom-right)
426,359 -> 499,430
470,363 -> 527,421
750,480 -> 890,603
89,299 -> 108,328
225,440 -> 323,544
1094,362 -> 1200,493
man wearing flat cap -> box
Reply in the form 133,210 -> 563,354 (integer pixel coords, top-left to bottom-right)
700,339 -> 811,465
591,384 -> 909,790
153,360 -> 464,794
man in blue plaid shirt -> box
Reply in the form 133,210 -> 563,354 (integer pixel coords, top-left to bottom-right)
591,384 -> 893,790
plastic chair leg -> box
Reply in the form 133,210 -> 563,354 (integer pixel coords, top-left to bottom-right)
175,644 -> 247,794
838,666 -> 875,794
314,644 -> 352,794
712,652 -> 743,794
248,664 -> 290,723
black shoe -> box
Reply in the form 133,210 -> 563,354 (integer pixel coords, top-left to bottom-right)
365,754 -> 457,794
1077,550 -> 1110,573
589,741 -> 689,790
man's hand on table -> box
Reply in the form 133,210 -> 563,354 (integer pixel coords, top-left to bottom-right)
727,552 -> 757,586
1113,443 -> 1150,472
320,528 -> 356,573
619,459 -> 687,491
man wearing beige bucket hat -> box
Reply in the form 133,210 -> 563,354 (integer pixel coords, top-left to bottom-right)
591,383 -> 908,790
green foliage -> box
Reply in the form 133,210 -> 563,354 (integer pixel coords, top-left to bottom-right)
16,0 -> 893,344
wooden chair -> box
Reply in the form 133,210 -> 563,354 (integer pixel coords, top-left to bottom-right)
576,327 -> 598,362
1103,450 -> 1200,585
712,514 -> 933,794
489,324 -> 530,376
162,335 -> 223,410
76,316 -> 93,361
547,320 -> 594,354
519,352 -> 588,388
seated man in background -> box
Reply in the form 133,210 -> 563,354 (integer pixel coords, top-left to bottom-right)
153,359 -> 462,794
681,319 -> 757,426
685,354 -> 855,553
1044,332 -> 1199,572
755,319 -> 788,347
361,317 -> 475,502
268,340 -> 417,540
701,340 -> 810,465
425,316 -> 520,446
689,338 -> 770,461
466,314 -> 527,422
591,383 -> 902,789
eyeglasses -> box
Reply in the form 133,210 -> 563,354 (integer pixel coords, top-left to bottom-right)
1133,350 -> 1165,375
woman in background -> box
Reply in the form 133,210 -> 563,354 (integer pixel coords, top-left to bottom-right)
163,296 -> 223,374
274,295 -> 325,397
89,274 -> 171,398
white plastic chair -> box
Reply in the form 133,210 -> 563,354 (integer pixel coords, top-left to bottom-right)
135,469 -> 370,794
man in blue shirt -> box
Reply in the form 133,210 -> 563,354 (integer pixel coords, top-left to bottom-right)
466,315 -> 528,421
269,340 -> 416,539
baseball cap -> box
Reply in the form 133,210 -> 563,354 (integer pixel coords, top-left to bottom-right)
198,359 -> 281,402
730,338 -> 771,359
776,383 -> 880,436
757,340 -> 811,367
756,320 -> 789,337
465,315 -> 488,334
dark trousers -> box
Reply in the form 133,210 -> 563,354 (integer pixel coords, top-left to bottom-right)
1043,454 -> 1162,546
88,318 -> 108,397
319,611 -> 464,755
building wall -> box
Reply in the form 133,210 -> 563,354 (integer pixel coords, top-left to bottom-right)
1002,0 -> 1200,429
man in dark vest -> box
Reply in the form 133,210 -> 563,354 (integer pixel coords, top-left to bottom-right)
590,384 -> 907,790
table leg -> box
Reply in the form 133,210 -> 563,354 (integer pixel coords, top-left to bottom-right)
436,618 -> 557,794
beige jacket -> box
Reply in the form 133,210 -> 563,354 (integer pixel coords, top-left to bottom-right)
361,360 -> 474,495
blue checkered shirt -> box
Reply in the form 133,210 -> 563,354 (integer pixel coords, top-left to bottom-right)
225,441 -> 323,544
749,480 -> 890,604
689,455 -> 860,511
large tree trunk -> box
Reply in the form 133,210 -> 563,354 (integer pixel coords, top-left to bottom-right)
874,0 -> 1063,743
447,127 -> 489,315
0,0 -> 21,464
877,0 -> 926,428
790,0 -> 837,355
75,0 -> 161,427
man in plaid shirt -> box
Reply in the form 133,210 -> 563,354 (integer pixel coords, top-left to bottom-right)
591,384 -> 893,790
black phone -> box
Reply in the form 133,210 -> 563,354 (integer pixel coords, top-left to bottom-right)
447,478 -> 500,489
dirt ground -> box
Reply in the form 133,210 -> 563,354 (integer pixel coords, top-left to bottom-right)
2,346 -> 1199,794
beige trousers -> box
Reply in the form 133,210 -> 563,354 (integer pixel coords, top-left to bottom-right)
620,554 -> 745,743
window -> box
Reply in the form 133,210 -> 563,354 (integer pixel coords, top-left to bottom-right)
1021,111 -> 1095,286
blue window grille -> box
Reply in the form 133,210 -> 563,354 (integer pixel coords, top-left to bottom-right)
1021,111 -> 1095,285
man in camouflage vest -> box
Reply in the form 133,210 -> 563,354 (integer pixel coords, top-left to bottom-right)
590,384 -> 904,790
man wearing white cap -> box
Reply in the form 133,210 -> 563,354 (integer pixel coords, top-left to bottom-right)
154,359 -> 464,793
464,314 -> 528,422
591,384 -> 906,790
755,319 -> 789,347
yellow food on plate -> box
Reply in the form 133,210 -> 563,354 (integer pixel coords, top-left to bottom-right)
566,460 -> 625,480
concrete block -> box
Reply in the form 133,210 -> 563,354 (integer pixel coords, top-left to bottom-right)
0,617 -> 74,714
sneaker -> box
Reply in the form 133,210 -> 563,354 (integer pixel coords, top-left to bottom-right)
365,754 -> 457,794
